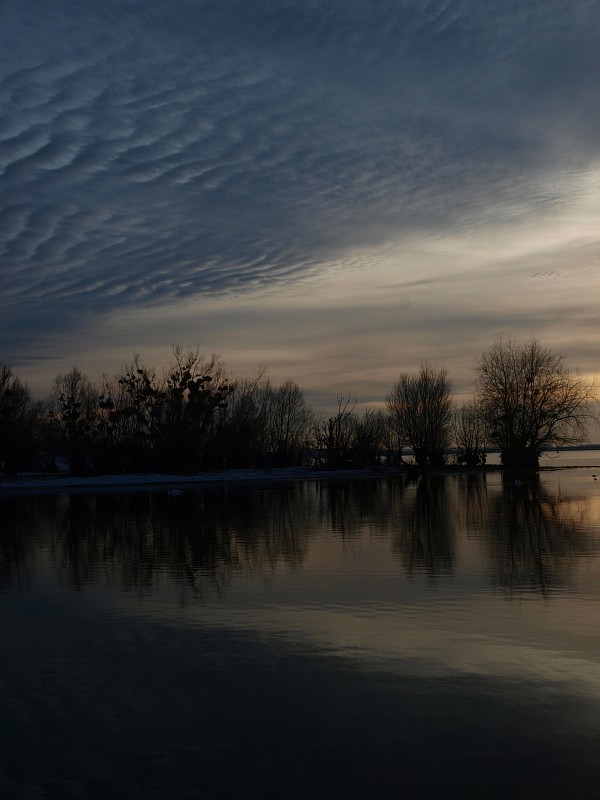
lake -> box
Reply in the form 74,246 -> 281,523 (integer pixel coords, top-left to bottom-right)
2,463 -> 600,799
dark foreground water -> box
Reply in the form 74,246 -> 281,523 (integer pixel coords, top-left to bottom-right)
2,468 -> 600,799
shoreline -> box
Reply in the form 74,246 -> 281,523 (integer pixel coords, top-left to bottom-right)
4,467 -> 393,493
1,462 -> 598,494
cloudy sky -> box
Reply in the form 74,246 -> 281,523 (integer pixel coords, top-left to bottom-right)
1,0 -> 599,409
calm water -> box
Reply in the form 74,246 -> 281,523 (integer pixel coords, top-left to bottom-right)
2,467 -> 600,799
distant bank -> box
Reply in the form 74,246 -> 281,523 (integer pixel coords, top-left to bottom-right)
2,451 -> 600,493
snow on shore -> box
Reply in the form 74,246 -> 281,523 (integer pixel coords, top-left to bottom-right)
0,467 -> 394,493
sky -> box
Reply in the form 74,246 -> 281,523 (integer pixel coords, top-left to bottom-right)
1,0 -> 600,412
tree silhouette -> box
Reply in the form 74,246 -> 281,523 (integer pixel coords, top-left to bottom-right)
452,403 -> 489,467
50,367 -> 98,474
0,363 -> 36,474
475,339 -> 597,469
265,379 -> 313,466
387,364 -> 452,467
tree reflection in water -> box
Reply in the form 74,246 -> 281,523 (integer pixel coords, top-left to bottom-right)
0,499 -> 35,590
485,474 -> 591,594
391,476 -> 456,580
2,475 -> 600,800
0,473 -> 595,598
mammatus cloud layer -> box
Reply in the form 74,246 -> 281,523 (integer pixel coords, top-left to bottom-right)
1,0 -> 600,403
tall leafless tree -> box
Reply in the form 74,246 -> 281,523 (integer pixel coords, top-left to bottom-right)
0,363 -> 37,474
452,402 -> 489,467
387,364 -> 452,467
313,392 -> 357,468
475,338 -> 597,469
50,367 -> 98,473
265,379 -> 313,466
218,369 -> 271,467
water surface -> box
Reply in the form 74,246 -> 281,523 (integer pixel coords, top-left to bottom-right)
2,468 -> 600,799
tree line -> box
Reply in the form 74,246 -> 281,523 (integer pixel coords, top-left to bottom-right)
0,338 -> 597,475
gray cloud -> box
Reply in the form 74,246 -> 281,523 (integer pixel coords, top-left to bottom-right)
1,0 -> 599,395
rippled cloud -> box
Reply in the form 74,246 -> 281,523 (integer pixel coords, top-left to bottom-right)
1,0 -> 600,399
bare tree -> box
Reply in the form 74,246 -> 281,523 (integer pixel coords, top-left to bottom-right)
351,407 -> 386,466
0,363 -> 35,474
265,379 -> 313,466
117,355 -> 166,461
386,364 -> 452,467
313,392 -> 355,468
218,369 -> 271,467
381,411 -> 405,466
452,403 -> 488,467
475,338 -> 597,469
95,374 -> 137,472
50,367 -> 98,473
162,346 -> 233,470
